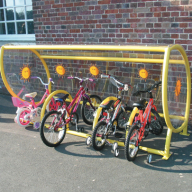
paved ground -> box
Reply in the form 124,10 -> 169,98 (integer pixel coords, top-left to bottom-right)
0,93 -> 192,192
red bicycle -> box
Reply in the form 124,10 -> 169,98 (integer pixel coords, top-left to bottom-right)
40,76 -> 102,147
124,81 -> 163,162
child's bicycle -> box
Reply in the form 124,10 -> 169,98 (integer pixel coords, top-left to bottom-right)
12,76 -> 57,129
40,76 -> 102,147
124,81 -> 163,162
91,74 -> 133,157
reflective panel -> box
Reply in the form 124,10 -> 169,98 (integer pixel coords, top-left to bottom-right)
26,6 -> 33,19
16,7 -> 25,20
0,9 -> 4,21
17,21 -> 26,34
15,0 -> 25,6
7,22 -> 15,34
6,8 -> 14,20
26,0 -> 32,5
0,23 -> 6,34
27,21 -> 34,34
5,0 -> 14,7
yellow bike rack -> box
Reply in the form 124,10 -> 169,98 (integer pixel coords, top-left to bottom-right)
0,44 -> 191,160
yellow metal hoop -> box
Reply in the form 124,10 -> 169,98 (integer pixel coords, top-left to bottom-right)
162,45 -> 191,134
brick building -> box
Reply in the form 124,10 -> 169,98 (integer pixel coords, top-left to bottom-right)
0,0 -> 192,122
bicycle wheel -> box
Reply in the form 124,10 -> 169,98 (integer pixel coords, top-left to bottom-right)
16,107 -> 31,127
116,106 -> 133,131
40,110 -> 66,147
92,121 -> 107,151
82,95 -> 102,125
124,124 -> 140,161
150,109 -> 163,135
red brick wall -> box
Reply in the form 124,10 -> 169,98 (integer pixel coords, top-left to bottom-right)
32,0 -> 192,65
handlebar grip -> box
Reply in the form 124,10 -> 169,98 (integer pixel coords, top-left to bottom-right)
31,76 -> 38,79
49,78 -> 54,84
67,76 -> 73,79
89,78 -> 94,82
101,74 -> 110,78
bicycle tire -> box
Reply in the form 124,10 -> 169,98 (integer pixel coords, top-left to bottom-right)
116,106 -> 133,131
150,109 -> 164,135
16,107 -> 31,127
81,95 -> 102,125
92,121 -> 107,151
40,110 -> 66,147
124,124 -> 140,161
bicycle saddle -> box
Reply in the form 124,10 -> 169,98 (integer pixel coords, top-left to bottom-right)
100,100 -> 114,109
133,99 -> 146,109
24,92 -> 37,98
57,94 -> 69,102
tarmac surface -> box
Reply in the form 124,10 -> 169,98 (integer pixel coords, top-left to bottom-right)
0,93 -> 192,192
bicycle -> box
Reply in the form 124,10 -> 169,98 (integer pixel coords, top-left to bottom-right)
91,74 -> 133,157
12,76 -> 58,129
124,81 -> 163,162
40,76 -> 102,147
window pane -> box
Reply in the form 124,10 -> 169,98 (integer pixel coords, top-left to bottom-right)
16,7 -> 25,20
27,21 -> 34,34
6,8 -> 14,20
26,0 -> 32,5
0,9 -> 4,21
0,23 -> 6,34
26,6 -> 33,19
5,0 -> 14,7
17,21 -> 26,34
0,1 -> 3,7
15,0 -> 25,6
7,22 -> 15,34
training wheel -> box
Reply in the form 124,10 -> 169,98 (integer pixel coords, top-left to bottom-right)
112,142 -> 118,151
14,116 -> 17,123
147,154 -> 152,164
114,148 -> 119,157
86,136 -> 92,146
33,121 -> 41,130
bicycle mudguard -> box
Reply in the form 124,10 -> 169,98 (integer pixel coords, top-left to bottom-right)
11,97 -> 30,108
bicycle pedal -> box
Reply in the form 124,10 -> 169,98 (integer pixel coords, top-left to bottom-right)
114,132 -> 123,138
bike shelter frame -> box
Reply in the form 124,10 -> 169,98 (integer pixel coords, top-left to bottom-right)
0,44 -> 191,160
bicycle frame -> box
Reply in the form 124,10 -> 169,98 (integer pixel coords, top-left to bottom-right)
102,99 -> 122,124
133,98 -> 157,144
29,88 -> 51,109
56,86 -> 95,127
12,87 -> 53,109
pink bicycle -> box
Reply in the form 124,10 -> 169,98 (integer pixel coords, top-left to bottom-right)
12,76 -> 58,129
40,76 -> 102,147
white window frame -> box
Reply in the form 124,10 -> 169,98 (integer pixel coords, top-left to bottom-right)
0,0 -> 35,41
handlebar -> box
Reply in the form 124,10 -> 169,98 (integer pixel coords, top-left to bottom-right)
101,74 -> 128,91
31,76 -> 54,86
133,81 -> 161,96
67,76 -> 94,83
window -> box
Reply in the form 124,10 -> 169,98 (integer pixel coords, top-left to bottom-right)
0,0 -> 35,41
